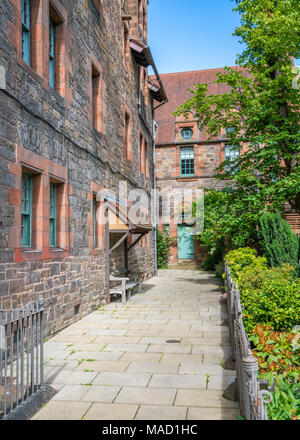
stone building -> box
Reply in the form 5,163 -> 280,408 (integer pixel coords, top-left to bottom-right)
0,0 -> 167,336
152,68 -> 300,265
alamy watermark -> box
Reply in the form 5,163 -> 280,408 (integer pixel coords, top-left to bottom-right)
94,181 -> 204,234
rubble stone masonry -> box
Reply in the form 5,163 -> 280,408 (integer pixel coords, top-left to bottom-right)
0,0 -> 156,336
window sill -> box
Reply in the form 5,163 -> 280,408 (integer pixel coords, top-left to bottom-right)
92,247 -> 104,256
50,247 -> 66,253
17,59 -> 44,86
22,249 -> 43,254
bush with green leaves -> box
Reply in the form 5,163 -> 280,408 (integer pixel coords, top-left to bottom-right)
226,248 -> 300,332
259,211 -> 299,276
225,247 -> 267,282
238,264 -> 300,332
156,228 -> 176,269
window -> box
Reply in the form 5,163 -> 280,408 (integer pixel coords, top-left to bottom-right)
22,0 -> 31,65
180,127 -> 193,141
144,140 -> 149,177
92,194 -> 102,249
93,195 -> 96,248
225,145 -> 240,173
123,24 -> 129,67
125,111 -> 130,158
180,147 -> 194,177
92,65 -> 101,131
50,182 -> 57,247
139,133 -> 144,173
21,173 -> 32,248
49,19 -> 55,88
163,224 -> 169,236
225,127 -> 237,137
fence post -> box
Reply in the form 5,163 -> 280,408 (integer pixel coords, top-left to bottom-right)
243,355 -> 259,420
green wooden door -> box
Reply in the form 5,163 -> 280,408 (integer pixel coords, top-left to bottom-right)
178,225 -> 195,259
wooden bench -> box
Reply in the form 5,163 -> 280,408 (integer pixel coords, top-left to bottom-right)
109,275 -> 142,304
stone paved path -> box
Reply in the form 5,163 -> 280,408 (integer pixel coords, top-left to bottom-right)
32,269 -> 239,420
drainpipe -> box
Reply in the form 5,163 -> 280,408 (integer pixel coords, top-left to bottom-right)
153,119 -> 158,276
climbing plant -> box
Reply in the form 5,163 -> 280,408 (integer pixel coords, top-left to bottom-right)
156,228 -> 176,269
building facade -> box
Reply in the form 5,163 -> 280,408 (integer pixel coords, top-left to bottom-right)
0,0 -> 166,336
152,68 -> 300,265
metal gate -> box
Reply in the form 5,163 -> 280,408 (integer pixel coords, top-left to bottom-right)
0,297 -> 45,419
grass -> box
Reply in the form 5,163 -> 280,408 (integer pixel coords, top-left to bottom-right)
206,374 -> 210,390
219,359 -> 225,369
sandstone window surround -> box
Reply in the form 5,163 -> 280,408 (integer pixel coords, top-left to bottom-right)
123,21 -> 131,71
225,144 -> 240,173
180,127 -> 194,141
92,0 -> 103,17
49,176 -> 68,251
139,132 -> 145,174
48,1 -> 67,97
137,0 -> 147,43
138,132 -> 150,178
180,146 -> 195,177
144,139 -> 149,178
124,108 -> 133,160
88,183 -> 105,256
8,146 -> 70,263
90,57 -> 105,135
10,0 -> 69,98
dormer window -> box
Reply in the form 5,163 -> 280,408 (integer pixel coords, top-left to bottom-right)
180,127 -> 193,141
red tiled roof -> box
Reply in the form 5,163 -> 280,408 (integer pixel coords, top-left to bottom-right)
150,67 -> 243,144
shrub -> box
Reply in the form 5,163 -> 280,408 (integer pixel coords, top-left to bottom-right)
249,325 -> 299,382
239,265 -> 300,332
225,247 -> 267,282
259,211 -> 299,276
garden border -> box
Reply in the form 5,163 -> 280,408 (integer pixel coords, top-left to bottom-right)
225,261 -> 273,420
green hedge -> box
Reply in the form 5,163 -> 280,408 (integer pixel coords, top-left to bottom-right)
226,248 -> 300,333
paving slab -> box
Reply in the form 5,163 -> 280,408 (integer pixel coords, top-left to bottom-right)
83,403 -> 139,420
75,360 -> 130,373
32,401 -> 92,420
126,362 -> 179,374
115,387 -> 176,405
52,385 -> 89,401
81,386 -> 121,403
175,389 -> 239,408
187,407 -> 239,420
149,374 -> 206,389
136,405 -> 187,420
93,372 -> 151,387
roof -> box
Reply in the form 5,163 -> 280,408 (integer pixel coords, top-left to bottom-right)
150,67 -> 244,144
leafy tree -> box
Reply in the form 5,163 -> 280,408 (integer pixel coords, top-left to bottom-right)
175,0 -> 300,214
259,210 -> 299,273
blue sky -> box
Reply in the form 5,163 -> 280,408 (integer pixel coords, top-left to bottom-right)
148,0 -> 245,74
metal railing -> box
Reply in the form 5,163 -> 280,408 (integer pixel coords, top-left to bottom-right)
225,262 -> 272,420
0,297 -> 45,419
